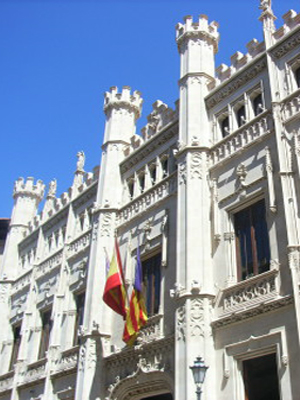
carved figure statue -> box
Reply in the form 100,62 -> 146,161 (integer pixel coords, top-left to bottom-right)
48,179 -> 57,197
259,0 -> 271,12
77,151 -> 85,171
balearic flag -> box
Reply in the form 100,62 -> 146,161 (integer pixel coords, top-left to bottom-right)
103,238 -> 127,319
123,243 -> 148,345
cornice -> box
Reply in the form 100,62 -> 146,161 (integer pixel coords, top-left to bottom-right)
212,295 -> 293,329
120,121 -> 178,174
206,54 -> 267,110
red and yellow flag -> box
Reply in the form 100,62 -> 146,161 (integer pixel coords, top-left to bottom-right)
123,243 -> 148,345
103,238 -> 127,319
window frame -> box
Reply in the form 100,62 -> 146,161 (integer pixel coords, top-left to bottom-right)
9,324 -> 21,370
142,252 -> 162,317
233,199 -> 270,281
38,309 -> 53,359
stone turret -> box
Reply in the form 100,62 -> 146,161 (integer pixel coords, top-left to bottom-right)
176,15 -> 219,146
97,86 -> 143,207
0,177 -> 45,279
103,86 -> 142,144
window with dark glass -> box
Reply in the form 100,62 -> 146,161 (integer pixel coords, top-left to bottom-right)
128,180 -> 134,199
139,174 -> 145,194
38,310 -> 52,359
9,325 -> 21,369
243,354 -> 280,400
220,116 -> 230,137
253,93 -> 263,116
150,165 -> 157,185
237,105 -> 246,127
234,200 -> 270,281
73,292 -> 85,346
295,66 -> 300,88
161,157 -> 169,178
142,253 -> 161,317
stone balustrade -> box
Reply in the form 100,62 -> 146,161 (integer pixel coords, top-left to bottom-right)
118,173 -> 177,226
282,89 -> 300,122
67,229 -> 92,260
137,314 -> 163,344
211,111 -> 272,166
219,269 -> 279,316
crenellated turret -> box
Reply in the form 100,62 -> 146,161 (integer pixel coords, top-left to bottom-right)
103,86 -> 142,144
1,177 -> 45,279
176,15 -> 219,79
176,14 -> 219,146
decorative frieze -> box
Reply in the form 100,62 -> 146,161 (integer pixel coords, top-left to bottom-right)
211,111 -> 272,167
271,29 -> 300,59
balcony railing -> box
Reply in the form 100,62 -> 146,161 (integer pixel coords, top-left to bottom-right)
211,111 -> 272,167
217,268 -> 279,316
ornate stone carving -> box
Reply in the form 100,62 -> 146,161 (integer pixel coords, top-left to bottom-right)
100,212 -> 113,237
142,100 -> 176,140
272,29 -> 300,59
76,151 -> 85,172
265,146 -> 277,213
190,152 -> 203,179
176,305 -> 186,341
190,298 -> 205,337
220,269 -> 279,314
178,160 -> 187,185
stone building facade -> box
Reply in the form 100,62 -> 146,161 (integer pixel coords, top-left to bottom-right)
1,1 -> 300,399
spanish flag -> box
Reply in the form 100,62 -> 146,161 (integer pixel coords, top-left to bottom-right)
103,238 -> 127,319
123,244 -> 148,345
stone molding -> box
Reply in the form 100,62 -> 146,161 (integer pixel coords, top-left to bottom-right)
212,295 -> 293,329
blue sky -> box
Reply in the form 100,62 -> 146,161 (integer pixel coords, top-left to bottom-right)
1,0 -> 299,217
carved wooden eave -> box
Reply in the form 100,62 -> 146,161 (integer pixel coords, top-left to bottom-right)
212,295 -> 293,329
120,122 -> 178,175
270,24 -> 300,59
206,54 -> 267,110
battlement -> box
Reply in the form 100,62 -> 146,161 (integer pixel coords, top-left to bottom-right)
104,86 -> 143,120
13,177 -> 45,200
176,14 -> 219,53
209,7 -> 300,91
